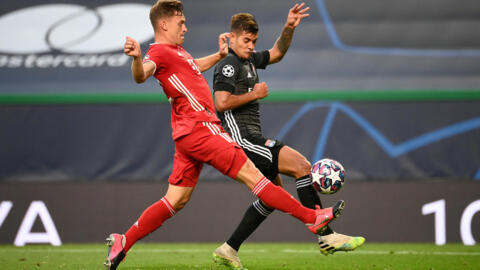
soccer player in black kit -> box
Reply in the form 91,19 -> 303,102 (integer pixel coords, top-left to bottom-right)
212,3 -> 365,269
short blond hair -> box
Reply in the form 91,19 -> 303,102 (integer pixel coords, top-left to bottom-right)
150,0 -> 184,30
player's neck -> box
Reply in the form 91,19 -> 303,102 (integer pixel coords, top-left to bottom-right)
154,33 -> 180,46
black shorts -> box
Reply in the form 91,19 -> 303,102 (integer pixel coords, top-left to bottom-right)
242,135 -> 285,181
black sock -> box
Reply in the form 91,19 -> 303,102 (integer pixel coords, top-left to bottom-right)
226,200 -> 273,251
296,175 -> 334,235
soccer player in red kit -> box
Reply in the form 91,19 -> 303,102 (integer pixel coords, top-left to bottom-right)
104,1 -> 344,269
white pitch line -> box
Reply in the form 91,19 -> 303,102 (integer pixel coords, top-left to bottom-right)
0,248 -> 267,254
282,249 -> 480,256
1,249 -> 105,253
132,249 -> 267,253
2,248 -> 479,256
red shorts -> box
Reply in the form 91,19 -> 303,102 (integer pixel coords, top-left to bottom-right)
168,121 -> 248,187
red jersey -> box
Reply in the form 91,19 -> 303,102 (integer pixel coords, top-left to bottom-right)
144,43 -> 220,140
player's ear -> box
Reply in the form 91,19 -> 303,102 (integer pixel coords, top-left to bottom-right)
159,19 -> 168,31
229,31 -> 236,46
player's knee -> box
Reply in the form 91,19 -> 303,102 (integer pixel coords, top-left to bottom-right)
294,158 -> 311,178
236,159 -> 264,190
170,197 -> 190,211
167,193 -> 192,211
270,175 -> 283,186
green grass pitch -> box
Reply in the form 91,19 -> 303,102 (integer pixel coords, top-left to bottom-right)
1,243 -> 479,270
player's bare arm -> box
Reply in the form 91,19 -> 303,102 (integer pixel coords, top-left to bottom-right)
214,82 -> 268,112
195,32 -> 230,72
124,36 -> 155,83
269,2 -> 310,64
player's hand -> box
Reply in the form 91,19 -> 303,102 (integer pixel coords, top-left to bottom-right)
285,2 -> 310,28
218,32 -> 230,58
124,36 -> 141,59
253,82 -> 269,99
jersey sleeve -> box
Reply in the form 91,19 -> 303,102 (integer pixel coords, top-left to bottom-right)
252,50 -> 270,69
143,46 -> 167,75
213,56 -> 237,93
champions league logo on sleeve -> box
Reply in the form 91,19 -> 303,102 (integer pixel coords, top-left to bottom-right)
0,3 -> 153,69
222,64 -> 235,77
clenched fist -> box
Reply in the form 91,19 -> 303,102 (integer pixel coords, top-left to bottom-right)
124,36 -> 141,58
253,82 -> 269,99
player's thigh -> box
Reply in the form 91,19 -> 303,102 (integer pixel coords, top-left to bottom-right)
244,147 -> 278,182
243,136 -> 282,181
178,123 -> 247,179
235,157 -> 264,190
204,135 -> 247,179
168,150 -> 203,189
234,162 -> 285,190
278,145 -> 311,178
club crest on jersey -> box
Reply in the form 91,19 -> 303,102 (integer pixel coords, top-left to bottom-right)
265,139 -> 276,148
222,65 -> 235,77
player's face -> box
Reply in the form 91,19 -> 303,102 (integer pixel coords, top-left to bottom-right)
230,31 -> 258,59
165,13 -> 188,45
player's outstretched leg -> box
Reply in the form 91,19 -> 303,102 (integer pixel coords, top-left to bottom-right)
318,232 -> 366,255
104,233 -> 126,270
295,174 -> 334,233
237,159 -> 344,235
307,200 -> 344,234
297,174 -> 365,254
278,146 -> 339,234
296,174 -> 365,253
277,146 -> 365,252
213,242 -> 245,270
252,176 -> 344,234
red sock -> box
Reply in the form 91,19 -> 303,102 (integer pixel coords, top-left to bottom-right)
252,177 -> 316,224
124,197 -> 175,252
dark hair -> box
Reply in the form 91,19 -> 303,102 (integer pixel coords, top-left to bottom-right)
230,13 -> 258,34
150,0 -> 184,29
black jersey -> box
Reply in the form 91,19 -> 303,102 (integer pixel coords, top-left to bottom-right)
213,48 -> 270,140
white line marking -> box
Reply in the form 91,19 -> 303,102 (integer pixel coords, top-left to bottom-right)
1,248 -> 479,256
282,249 -> 480,256
0,248 -> 267,253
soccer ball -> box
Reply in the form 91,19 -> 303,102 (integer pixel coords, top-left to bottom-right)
311,158 -> 345,194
